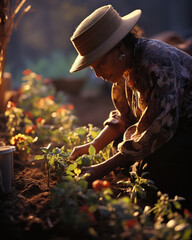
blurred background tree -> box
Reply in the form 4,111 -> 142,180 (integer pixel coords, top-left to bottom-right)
5,0 -> 192,89
0,0 -> 30,112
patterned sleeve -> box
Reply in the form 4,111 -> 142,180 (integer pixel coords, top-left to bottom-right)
118,62 -> 180,161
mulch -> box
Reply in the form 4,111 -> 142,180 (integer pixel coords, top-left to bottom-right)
0,92 -> 115,240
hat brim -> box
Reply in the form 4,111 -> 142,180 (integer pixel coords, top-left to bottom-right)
70,9 -> 142,73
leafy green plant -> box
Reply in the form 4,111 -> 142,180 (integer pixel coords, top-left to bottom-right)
145,192 -> 184,222
140,193 -> 192,240
34,142 -> 111,187
117,170 -> 157,204
5,69 -> 192,240
5,101 -> 33,136
35,143 -> 71,186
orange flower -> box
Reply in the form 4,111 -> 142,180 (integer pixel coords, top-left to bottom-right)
124,218 -> 138,228
6,101 -> 16,110
37,98 -> 45,108
25,112 -> 34,119
92,180 -> 111,192
57,106 -> 66,114
25,125 -> 36,134
35,74 -> 42,81
57,104 -> 74,114
10,134 -> 27,145
22,69 -> 32,76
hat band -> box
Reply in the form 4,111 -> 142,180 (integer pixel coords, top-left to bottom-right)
72,7 -> 122,56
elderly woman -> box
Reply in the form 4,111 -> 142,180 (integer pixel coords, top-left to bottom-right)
69,5 -> 192,207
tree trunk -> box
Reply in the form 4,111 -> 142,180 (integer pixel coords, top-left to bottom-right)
0,0 -> 7,112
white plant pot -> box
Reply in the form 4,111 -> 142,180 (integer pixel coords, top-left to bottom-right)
0,146 -> 15,194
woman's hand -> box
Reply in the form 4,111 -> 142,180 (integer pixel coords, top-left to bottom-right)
70,125 -> 122,161
70,142 -> 92,160
81,164 -> 107,184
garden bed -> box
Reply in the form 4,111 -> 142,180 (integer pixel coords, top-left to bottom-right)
0,70 -> 192,240
0,83 -> 113,240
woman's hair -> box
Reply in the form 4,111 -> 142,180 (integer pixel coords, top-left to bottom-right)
122,25 -> 144,49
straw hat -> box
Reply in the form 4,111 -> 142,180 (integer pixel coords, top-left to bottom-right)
70,5 -> 142,73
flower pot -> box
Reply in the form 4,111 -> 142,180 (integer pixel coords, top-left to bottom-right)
52,77 -> 87,95
0,146 -> 15,194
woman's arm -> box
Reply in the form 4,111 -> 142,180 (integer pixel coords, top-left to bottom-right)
81,151 -> 133,183
70,124 -> 123,160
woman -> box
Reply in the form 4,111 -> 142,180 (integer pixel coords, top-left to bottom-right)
69,5 -> 192,207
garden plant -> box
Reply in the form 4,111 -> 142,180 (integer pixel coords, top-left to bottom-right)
1,70 -> 192,240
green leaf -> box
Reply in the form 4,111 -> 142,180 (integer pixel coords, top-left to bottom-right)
48,155 -> 55,166
75,126 -> 87,135
173,201 -> 181,210
75,157 -> 82,165
52,147 -> 61,154
74,168 -> 81,176
40,147 -> 49,154
89,145 -> 96,156
81,155 -> 92,166
67,163 -> 77,171
77,178 -> 88,190
58,160 -> 67,168
35,155 -> 45,160
66,170 -> 75,176
135,185 -> 146,198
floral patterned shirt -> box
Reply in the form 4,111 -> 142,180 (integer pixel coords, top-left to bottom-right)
104,38 -> 192,161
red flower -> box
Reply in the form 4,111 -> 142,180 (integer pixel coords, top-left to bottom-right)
6,101 -> 16,110
184,209 -> 192,219
65,104 -> 74,110
92,180 -> 111,192
124,218 -> 138,228
80,205 -> 96,225
43,78 -> 52,84
25,112 -> 34,119
36,117 -> 43,123
25,125 -> 36,134
18,87 -> 23,95
80,205 -> 89,212
22,69 -> 32,76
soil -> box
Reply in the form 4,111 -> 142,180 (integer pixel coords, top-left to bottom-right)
0,90 -> 115,240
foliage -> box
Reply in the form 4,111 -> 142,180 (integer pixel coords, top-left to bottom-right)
34,142 -> 112,187
117,171 -> 157,204
140,193 -> 192,240
25,52 -> 89,79
10,133 -> 37,154
5,100 -> 29,136
4,70 -> 192,239
5,70 -> 79,147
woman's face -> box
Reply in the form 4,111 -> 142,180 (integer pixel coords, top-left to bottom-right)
90,46 -> 127,83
